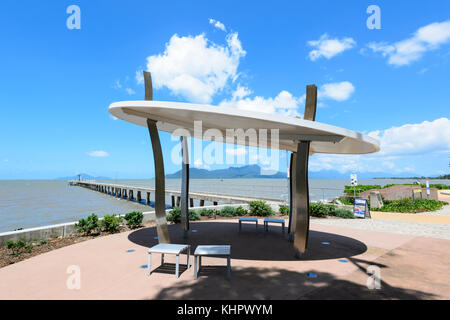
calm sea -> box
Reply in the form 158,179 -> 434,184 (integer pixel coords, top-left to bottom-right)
0,178 -> 448,233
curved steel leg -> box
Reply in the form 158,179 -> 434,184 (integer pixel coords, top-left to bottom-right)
290,85 -> 317,257
288,152 -> 296,242
147,119 -> 171,244
292,141 -> 310,256
144,71 -> 170,244
180,136 -> 190,238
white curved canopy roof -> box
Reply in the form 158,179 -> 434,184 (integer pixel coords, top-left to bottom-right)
109,100 -> 380,155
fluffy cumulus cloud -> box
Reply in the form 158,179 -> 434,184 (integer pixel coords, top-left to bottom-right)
219,86 -> 305,117
144,32 -> 245,103
308,34 -> 356,61
87,151 -> 109,157
209,18 -> 226,32
318,81 -> 355,101
368,20 -> 450,66
310,118 -> 450,173
193,158 -> 210,170
368,118 -> 450,156
218,81 -> 355,117
139,22 -> 354,117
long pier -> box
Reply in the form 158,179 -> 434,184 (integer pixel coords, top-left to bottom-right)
68,180 -> 283,208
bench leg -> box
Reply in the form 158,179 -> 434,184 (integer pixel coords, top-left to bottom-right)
194,255 -> 198,280
282,222 -> 285,233
199,256 -> 202,269
227,256 -> 231,280
176,254 -> 179,278
147,252 -> 152,276
161,253 -> 164,265
239,221 -> 241,232
256,221 -> 258,230
187,248 -> 190,269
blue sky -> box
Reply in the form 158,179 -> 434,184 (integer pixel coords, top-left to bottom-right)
0,0 -> 449,179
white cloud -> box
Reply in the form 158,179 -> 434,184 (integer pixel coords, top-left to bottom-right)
226,147 -> 247,156
143,32 -> 246,103
368,118 -> 450,156
319,81 -> 355,101
193,158 -> 210,170
209,18 -> 227,32
3,159 -> 8,162
87,151 -> 109,157
219,87 -> 304,117
308,34 -> 356,61
125,88 -> 136,95
218,82 -> 354,116
368,20 -> 450,66
113,80 -> 122,89
135,70 -> 144,85
310,118 -> 450,173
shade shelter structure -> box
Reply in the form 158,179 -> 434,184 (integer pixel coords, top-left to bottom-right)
109,71 -> 379,257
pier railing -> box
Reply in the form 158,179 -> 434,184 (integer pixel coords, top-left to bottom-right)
69,180 -> 353,205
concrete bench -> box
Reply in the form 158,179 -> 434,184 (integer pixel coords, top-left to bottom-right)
238,217 -> 258,231
147,243 -> 190,278
194,245 -> 231,280
263,218 -> 285,233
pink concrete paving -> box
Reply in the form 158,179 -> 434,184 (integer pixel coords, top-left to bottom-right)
0,218 -> 449,300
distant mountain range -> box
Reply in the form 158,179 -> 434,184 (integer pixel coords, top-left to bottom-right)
57,168 -> 444,181
166,165 -> 286,179
56,173 -> 111,180
308,170 -> 424,179
167,166 -> 430,180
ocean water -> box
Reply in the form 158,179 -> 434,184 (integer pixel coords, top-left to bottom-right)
0,178 -> 448,233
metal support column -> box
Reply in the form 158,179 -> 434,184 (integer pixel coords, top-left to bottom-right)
180,136 -> 190,238
289,84 -> 317,257
288,152 -> 296,242
144,70 -> 170,244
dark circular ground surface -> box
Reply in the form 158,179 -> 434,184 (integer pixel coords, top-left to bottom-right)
128,220 -> 367,261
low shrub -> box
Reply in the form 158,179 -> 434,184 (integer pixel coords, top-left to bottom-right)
167,207 -> 201,223
189,210 -> 201,221
338,197 -> 355,205
382,183 -> 450,190
279,205 -> 289,215
124,211 -> 144,229
310,202 -> 335,218
99,214 -> 122,233
37,239 -> 48,246
345,185 -> 381,195
76,213 -> 99,235
167,207 -> 181,223
235,206 -> 248,216
373,198 -> 447,213
249,201 -> 274,217
198,208 -> 217,217
6,238 -> 33,256
218,206 -> 238,217
332,208 -> 355,219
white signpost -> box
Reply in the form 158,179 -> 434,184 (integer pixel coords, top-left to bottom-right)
350,174 -> 358,186
350,173 -> 358,198
426,178 -> 430,199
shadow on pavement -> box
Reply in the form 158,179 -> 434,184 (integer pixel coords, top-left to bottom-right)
150,265 -> 436,300
128,221 -> 367,261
